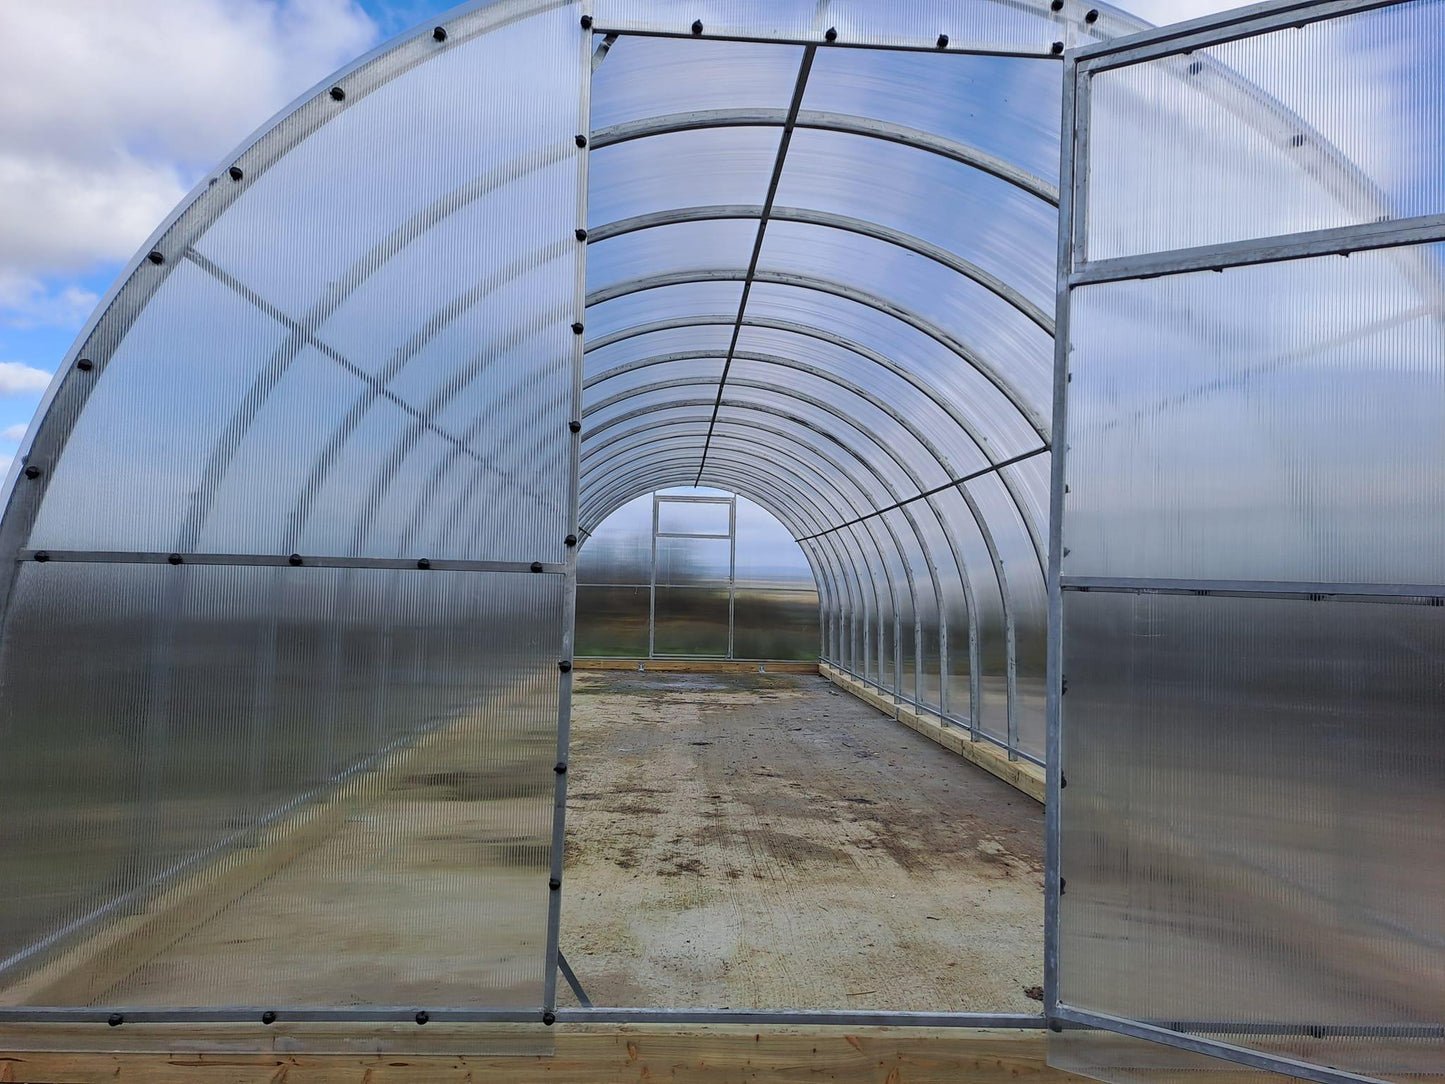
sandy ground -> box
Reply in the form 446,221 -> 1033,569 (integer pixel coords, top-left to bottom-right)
558,670 -> 1044,1013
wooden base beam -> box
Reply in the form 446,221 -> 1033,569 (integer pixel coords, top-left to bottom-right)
575,657 -> 818,673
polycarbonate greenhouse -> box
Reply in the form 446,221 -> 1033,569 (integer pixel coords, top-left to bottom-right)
0,1 -> 1440,1082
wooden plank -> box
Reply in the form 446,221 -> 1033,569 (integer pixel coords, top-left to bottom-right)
819,664 -> 1045,804
0,1025 -> 1106,1084
575,657 -> 818,673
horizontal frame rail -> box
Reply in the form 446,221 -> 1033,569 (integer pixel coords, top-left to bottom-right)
1060,575 -> 1445,603
15,550 -> 568,575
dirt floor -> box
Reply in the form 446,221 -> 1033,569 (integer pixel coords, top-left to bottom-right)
558,670 -> 1044,1013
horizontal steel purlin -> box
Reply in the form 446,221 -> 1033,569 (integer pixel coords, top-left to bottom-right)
15,550 -> 568,575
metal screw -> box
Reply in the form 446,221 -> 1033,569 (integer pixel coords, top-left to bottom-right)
262,1010 -> 276,1025
575,227 -> 588,241
147,250 -> 164,265
1050,0 -> 1063,10
329,86 -> 345,101
76,358 -> 94,371
824,26 -> 837,41
580,14 -> 592,28
23,465 -> 40,479
569,420 -> 582,434
691,19 -> 703,34
1051,40 -> 1065,53
565,534 -> 577,547
289,553 -> 303,567
432,26 -> 447,41
416,558 -> 431,570
543,1010 -> 556,1026
571,321 -> 584,335
936,33 -> 949,47
108,1014 -> 123,1027
416,1010 -> 430,1025
574,134 -> 587,148
549,878 -> 561,890
558,660 -> 572,673
168,553 -> 183,565
1085,8 -> 1100,22
228,166 -> 244,181
554,761 -> 568,774
33,552 -> 49,563
531,561 -> 544,573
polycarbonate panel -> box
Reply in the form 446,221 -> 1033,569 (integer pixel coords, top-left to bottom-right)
732,589 -> 819,660
587,220 -> 759,288
734,496 -> 813,586
658,499 -> 730,536
575,585 -> 650,656
0,560 -> 561,1009
1084,1 -> 1445,260
589,36 -> 802,128
1065,244 -> 1445,585
587,126 -> 781,223
802,48 -> 1064,183
592,0 -> 1069,54
583,322 -> 734,373
652,586 -> 730,656
655,534 -> 731,586
578,494 -> 652,585
1060,590 -> 1445,1080
584,279 -> 743,338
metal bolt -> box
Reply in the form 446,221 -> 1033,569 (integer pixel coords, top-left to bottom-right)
228,166 -> 244,181
549,878 -> 561,890
824,26 -> 836,41
574,134 -> 587,148
691,19 -> 703,34
531,561 -> 544,573
575,227 -> 588,241
329,86 -> 345,101
289,553 -> 303,567
558,660 -> 572,673
23,465 -> 40,479
108,1014 -> 123,1027
571,321 -> 585,335
417,557 -> 431,570
416,1010 -> 430,1025
1049,1020 -> 1063,1033
936,33 -> 949,48
147,250 -> 164,265
76,358 -> 94,371
554,761 -> 567,774
1050,0 -> 1063,10
543,1010 -> 556,1026
580,14 -> 592,28
432,26 -> 447,41
569,420 -> 582,434
1085,8 -> 1099,22
33,552 -> 49,563
1051,40 -> 1065,54
168,553 -> 183,565
565,534 -> 577,547
262,1010 -> 276,1025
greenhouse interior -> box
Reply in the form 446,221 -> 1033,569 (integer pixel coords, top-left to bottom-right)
0,1 -> 1440,1082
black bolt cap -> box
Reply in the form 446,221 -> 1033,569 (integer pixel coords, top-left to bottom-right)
936,33 -> 949,47
575,227 -> 588,241
108,1013 -> 123,1027
1085,8 -> 1100,22
432,26 -> 447,41
288,553 -> 303,566
147,250 -> 164,265
329,86 -> 345,101
23,464 -> 41,479
1050,0 -> 1064,10
571,321 -> 584,335
569,420 -> 582,433
168,553 -> 183,565
580,14 -> 592,28
1051,40 -> 1065,53
574,134 -> 587,148
76,358 -> 94,371
564,534 -> 577,547
415,1010 -> 430,1025
417,557 -> 431,570
543,1010 -> 556,1026
531,561 -> 544,573
33,551 -> 49,563
691,19 -> 703,34
554,761 -> 568,774
1049,1020 -> 1063,1033
824,26 -> 837,41
262,1010 -> 277,1025
558,660 -> 572,673
228,165 -> 244,181
549,877 -> 561,890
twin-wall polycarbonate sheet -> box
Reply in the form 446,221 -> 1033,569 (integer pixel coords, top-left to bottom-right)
1083,1 -> 1445,260
0,561 -> 562,1008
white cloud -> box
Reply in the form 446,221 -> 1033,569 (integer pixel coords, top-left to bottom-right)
0,362 -> 54,396
0,0 -> 378,313
1,424 -> 28,442
1110,0 -> 1254,24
